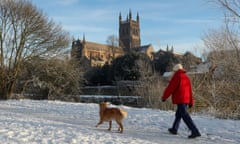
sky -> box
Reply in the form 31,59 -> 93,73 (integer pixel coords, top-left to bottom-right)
30,0 -> 223,57
0,99 -> 239,143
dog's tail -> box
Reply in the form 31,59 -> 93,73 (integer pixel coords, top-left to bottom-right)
120,109 -> 128,118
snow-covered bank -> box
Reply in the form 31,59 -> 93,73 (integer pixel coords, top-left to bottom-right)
0,100 -> 239,144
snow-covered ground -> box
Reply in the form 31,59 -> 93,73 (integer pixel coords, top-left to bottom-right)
0,100 -> 239,144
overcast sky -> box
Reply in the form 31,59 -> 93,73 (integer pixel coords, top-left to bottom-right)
31,0 -> 223,57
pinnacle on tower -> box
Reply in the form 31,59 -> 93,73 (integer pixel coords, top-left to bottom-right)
129,9 -> 132,20
119,12 -> 122,23
137,12 -> 139,23
83,33 -> 86,43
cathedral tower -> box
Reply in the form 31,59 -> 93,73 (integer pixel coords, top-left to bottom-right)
119,10 -> 141,52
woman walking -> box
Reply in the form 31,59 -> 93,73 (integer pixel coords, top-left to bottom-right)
161,64 -> 201,139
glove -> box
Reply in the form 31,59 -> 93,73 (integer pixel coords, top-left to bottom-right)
189,104 -> 192,108
162,99 -> 166,102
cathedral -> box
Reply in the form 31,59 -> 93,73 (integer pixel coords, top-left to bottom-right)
71,11 -> 154,67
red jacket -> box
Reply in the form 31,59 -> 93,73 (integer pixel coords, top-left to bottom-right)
162,69 -> 194,106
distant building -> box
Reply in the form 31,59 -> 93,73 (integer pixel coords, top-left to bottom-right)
153,44 -> 202,73
71,10 -> 201,70
119,10 -> 141,51
71,10 -> 154,67
71,36 -> 124,67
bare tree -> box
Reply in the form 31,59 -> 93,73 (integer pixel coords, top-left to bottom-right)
216,0 -> 240,18
215,0 -> 240,59
200,0 -> 240,118
106,35 -> 119,62
133,58 -> 174,109
0,0 -> 69,99
205,0 -> 240,81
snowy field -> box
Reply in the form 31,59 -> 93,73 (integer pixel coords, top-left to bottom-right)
0,100 -> 239,144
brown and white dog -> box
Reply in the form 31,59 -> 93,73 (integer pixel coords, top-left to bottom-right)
95,102 -> 128,133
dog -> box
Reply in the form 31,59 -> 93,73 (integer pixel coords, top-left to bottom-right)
95,102 -> 128,133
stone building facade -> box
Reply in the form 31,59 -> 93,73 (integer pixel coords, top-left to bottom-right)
71,11 -> 154,67
71,36 -> 124,67
119,11 -> 141,51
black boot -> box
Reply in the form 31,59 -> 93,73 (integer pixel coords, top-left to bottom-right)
168,128 -> 177,135
188,132 -> 201,139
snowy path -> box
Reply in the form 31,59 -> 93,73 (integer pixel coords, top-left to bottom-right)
0,100 -> 239,144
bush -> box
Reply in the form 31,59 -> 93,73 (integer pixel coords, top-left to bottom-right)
134,74 -> 174,110
16,57 -> 82,102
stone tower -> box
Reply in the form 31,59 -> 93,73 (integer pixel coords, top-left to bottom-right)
119,10 -> 141,52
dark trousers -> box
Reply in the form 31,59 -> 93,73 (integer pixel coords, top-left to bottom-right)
172,104 -> 200,134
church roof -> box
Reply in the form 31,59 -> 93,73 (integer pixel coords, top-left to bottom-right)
136,44 -> 153,52
84,41 -> 124,53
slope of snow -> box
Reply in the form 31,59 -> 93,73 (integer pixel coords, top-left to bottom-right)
0,100 -> 239,144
